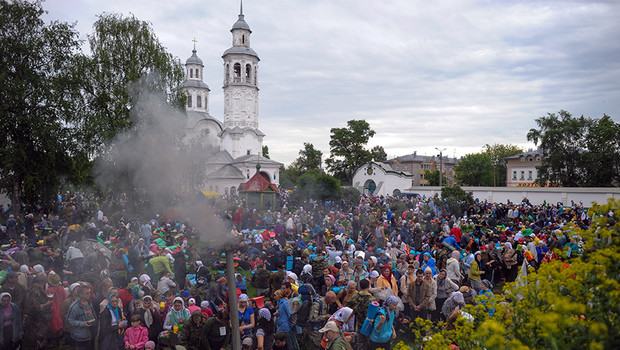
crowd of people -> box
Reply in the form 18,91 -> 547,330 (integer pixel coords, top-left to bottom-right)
0,190 -> 598,350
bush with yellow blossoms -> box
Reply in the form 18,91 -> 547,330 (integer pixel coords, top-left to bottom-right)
396,198 -> 620,350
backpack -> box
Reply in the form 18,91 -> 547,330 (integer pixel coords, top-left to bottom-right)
310,256 -> 328,280
292,299 -> 312,328
306,298 -> 324,331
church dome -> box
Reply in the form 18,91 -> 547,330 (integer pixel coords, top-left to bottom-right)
185,49 -> 203,66
231,14 -> 251,32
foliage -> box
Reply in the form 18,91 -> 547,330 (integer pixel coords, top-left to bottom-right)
370,145 -> 388,162
424,169 -> 448,186
294,142 -> 323,173
527,110 -> 619,187
278,165 -> 298,191
341,186 -> 361,205
439,186 -> 474,216
454,144 -> 523,186
399,199 -> 620,349
261,145 -> 270,159
289,169 -> 341,204
0,0 -> 89,211
84,12 -> 185,154
483,144 -> 524,186
583,115 -> 620,186
455,153 -> 494,186
325,119 -> 381,185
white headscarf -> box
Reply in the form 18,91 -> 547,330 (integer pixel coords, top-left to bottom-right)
303,264 -> 312,274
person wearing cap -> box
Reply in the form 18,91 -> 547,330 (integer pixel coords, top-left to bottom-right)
24,273 -> 53,349
46,272 -> 67,343
0,271 -> 25,311
62,282 -> 82,346
369,296 -> 400,349
319,320 -> 348,350
179,309 -> 207,350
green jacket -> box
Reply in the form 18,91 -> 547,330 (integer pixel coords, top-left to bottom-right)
179,315 -> 206,350
326,335 -> 349,350
468,260 -> 482,282
346,291 -> 376,331
200,316 -> 231,350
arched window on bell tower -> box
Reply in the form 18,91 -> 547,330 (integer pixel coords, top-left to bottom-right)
197,95 -> 202,108
245,64 -> 251,83
187,94 -> 192,108
234,63 -> 241,82
190,68 -> 193,78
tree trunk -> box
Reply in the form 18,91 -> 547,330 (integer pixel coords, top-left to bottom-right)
10,175 -> 22,215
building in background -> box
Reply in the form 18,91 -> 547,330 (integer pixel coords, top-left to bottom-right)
385,152 -> 458,186
505,150 -> 544,187
352,162 -> 413,196
182,5 -> 281,195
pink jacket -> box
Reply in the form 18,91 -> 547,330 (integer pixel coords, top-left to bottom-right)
124,326 -> 148,350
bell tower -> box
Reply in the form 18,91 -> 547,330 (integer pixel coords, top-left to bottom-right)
222,0 -> 260,130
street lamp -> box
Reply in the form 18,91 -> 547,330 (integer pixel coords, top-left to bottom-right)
435,147 -> 446,188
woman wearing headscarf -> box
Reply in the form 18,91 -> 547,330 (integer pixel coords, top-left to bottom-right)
434,269 -> 459,322
163,297 -> 190,331
328,306 -> 355,332
320,275 -> 336,297
337,281 -> 358,306
98,294 -> 126,350
422,267 -> 437,321
369,296 -> 400,350
377,265 -> 398,298
441,291 -> 465,319
0,293 -> 23,350
503,242 -> 518,282
46,272 -> 67,343
135,295 -> 163,342
446,250 -> 462,284
238,294 -> 255,340
421,252 -> 438,276
255,308 -> 275,350
468,251 -> 484,293
300,264 -> 314,286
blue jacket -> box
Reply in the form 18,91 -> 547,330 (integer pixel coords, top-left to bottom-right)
276,298 -> 292,332
370,307 -> 395,344
65,299 -> 97,342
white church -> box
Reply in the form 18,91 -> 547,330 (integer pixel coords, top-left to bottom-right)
182,4 -> 282,196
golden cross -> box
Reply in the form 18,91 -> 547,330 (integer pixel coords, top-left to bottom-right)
192,37 -> 197,50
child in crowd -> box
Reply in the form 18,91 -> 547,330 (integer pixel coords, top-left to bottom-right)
125,314 -> 149,350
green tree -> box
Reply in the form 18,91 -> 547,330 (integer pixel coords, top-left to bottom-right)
583,115 -> 620,186
527,110 -> 591,187
295,142 -> 323,173
290,169 -> 342,204
455,153 -> 494,186
370,145 -> 387,162
84,12 -> 185,153
325,119 -> 380,185
278,164 -> 299,191
439,185 -> 474,216
482,144 -> 523,186
0,0 -> 88,211
261,145 -> 270,159
424,169 -> 448,186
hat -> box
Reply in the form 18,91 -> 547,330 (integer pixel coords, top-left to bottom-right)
180,290 -> 190,298
201,301 -> 210,308
242,337 -> 253,346
239,294 -> 249,302
33,264 -> 44,274
319,320 -> 340,333
369,271 -> 380,278
47,273 -> 61,287
191,309 -> 202,317
70,282 -> 81,293
481,279 -> 493,289
453,291 -> 465,304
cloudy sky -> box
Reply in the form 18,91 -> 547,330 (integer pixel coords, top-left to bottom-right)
44,0 -> 620,165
